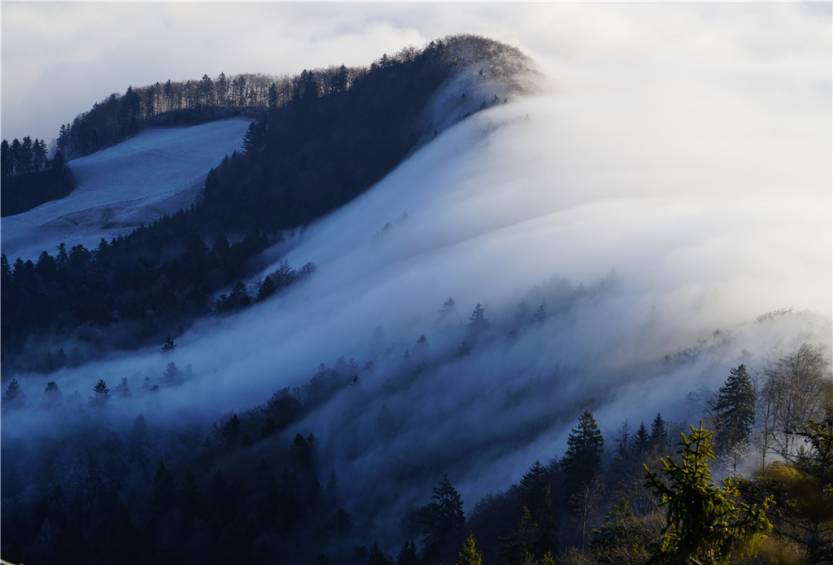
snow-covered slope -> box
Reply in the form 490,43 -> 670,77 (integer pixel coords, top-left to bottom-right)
1,118 -> 251,260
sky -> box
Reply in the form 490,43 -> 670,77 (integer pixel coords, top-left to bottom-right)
3,2 -> 831,142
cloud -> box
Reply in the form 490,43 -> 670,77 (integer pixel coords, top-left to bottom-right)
2,1 -> 831,543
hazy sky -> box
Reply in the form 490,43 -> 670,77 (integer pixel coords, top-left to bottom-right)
3,2 -> 830,142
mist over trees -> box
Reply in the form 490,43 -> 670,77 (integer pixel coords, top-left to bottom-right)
2,344 -> 830,564
1,35 -> 529,371
1,24 -> 830,565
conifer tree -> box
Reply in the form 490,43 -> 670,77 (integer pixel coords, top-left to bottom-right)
455,534 -> 482,565
468,303 -> 488,333
498,506 -> 538,564
563,410 -> 605,549
3,378 -> 24,407
563,411 -> 604,492
91,379 -> 110,406
419,474 -> 466,562
519,461 -> 557,555
633,422 -> 651,456
368,544 -> 392,565
644,423 -> 771,564
651,413 -> 668,450
712,365 -> 756,458
256,275 -> 277,301
396,541 -> 420,565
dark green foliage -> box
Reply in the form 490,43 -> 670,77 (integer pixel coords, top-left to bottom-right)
519,461 -> 558,555
1,227 -> 272,370
590,500 -> 655,564
419,474 -> 466,563
455,534 -> 482,565
199,36 -> 527,233
396,541 -> 421,565
563,411 -> 604,496
711,364 -> 756,456
1,137 -> 74,216
644,423 -> 772,564
368,544 -> 393,565
633,422 -> 651,457
650,413 -> 667,450
497,506 -> 537,564
3,35 -> 520,371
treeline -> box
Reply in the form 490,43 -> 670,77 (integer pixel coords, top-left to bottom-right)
201,35 -> 528,231
1,137 -> 73,216
54,69 -> 359,158
1,358 -> 363,564
2,35 -> 528,369
0,220 -> 277,372
2,346 -> 830,564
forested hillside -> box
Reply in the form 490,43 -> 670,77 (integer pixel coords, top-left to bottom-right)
1,35 -> 532,371
3,344 -> 830,564
55,73 -> 282,158
1,137 -> 74,216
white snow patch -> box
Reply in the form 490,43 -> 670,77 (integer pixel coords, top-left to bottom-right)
1,118 -> 251,260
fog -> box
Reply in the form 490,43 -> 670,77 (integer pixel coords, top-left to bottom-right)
3,1 -> 831,545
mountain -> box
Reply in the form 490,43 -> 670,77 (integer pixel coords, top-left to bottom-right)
0,35 -> 535,370
2,31 -> 831,565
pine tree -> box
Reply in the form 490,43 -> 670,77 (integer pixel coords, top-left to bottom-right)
367,544 -> 391,565
396,541 -> 420,565
162,335 -> 176,352
519,461 -> 557,555
3,378 -> 24,407
419,474 -> 466,561
590,499 -> 654,564
563,410 -> 605,549
256,275 -> 277,301
651,413 -> 668,450
91,379 -> 110,406
498,506 -> 538,565
644,423 -> 771,564
268,83 -> 279,108
563,411 -> 604,492
455,534 -> 482,565
468,303 -> 488,333
152,460 -> 177,516
711,365 -> 756,458
633,422 -> 651,457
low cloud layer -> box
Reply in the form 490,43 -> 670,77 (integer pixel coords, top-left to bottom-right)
3,1 -> 831,543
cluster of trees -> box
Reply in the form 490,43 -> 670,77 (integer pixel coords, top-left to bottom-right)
2,35 -> 525,371
1,137 -> 73,216
55,73 -> 291,158
3,345 -> 829,564
0,222 -> 274,372
200,35 -> 526,232
1,357 -> 364,564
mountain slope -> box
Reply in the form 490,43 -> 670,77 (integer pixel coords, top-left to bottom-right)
5,65 -> 828,546
2,118 -> 251,260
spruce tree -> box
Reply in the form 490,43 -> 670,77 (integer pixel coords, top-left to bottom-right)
91,379 -> 110,406
711,365 -> 756,457
563,410 -> 605,550
651,413 -> 668,450
455,534 -> 482,565
396,541 -> 420,565
633,422 -> 651,457
419,474 -> 466,562
563,411 -> 604,493
644,423 -> 771,564
519,461 -> 557,555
